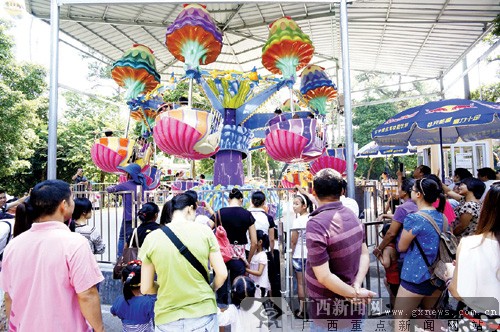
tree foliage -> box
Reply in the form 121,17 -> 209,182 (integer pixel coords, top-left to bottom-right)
0,20 -> 48,194
56,91 -> 125,184
351,72 -> 434,179
470,81 -> 500,102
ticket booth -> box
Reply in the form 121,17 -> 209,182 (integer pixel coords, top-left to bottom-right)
417,140 -> 495,179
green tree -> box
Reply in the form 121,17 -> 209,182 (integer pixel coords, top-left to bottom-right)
470,82 -> 500,102
0,20 -> 48,194
351,72 -> 434,179
56,91 -> 125,184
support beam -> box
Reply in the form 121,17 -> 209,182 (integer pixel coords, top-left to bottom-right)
353,92 -> 440,108
340,0 -> 355,199
462,57 -> 470,99
48,0 -> 60,179
443,39 -> 500,94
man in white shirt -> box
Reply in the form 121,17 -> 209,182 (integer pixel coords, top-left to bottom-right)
477,167 -> 498,201
340,180 -> 360,217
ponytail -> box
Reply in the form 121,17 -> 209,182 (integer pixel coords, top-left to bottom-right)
121,260 -> 142,303
13,202 -> 34,237
436,193 -> 445,213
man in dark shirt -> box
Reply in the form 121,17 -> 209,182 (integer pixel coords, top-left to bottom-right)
72,168 -> 89,197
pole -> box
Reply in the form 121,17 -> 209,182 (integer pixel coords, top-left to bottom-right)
340,0 -> 355,198
47,0 -> 60,179
463,58 -> 470,99
124,115 -> 131,138
188,78 -> 193,108
439,128 -> 445,183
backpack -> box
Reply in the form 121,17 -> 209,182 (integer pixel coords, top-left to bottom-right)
414,211 -> 458,290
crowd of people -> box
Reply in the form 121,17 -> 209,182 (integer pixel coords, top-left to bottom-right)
375,165 -> 500,331
0,162 -> 498,331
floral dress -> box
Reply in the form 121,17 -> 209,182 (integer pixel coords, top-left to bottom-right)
453,198 -> 481,240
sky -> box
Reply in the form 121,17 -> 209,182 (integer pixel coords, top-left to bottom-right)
3,6 -> 499,111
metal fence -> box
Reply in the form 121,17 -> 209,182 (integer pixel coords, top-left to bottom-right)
79,183 -> 391,310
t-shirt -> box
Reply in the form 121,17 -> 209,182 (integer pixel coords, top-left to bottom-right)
291,214 -> 309,259
247,208 -> 276,251
453,199 -> 481,240
340,196 -> 360,216
1,221 -> 104,332
392,199 -> 418,255
212,207 -> 255,245
126,222 -> 161,248
110,294 -> 156,326
481,180 -> 498,202
401,210 -> 444,284
456,234 -> 500,313
0,219 -> 13,258
305,201 -> 365,325
433,199 -> 456,225
75,224 -> 106,254
217,302 -> 268,332
248,251 -> 270,291
139,221 -> 219,325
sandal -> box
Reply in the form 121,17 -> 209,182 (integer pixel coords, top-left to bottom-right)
294,309 -> 305,319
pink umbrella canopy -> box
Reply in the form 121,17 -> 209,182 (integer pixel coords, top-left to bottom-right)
309,156 -> 357,176
153,108 -> 222,160
264,119 -> 325,163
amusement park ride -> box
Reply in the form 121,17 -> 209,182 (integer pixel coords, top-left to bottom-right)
90,4 -> 355,198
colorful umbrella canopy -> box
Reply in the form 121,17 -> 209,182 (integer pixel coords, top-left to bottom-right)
372,99 -> 500,146
357,141 -> 417,158
262,16 -> 314,81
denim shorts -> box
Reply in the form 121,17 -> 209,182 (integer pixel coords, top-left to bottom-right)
292,258 -> 307,272
400,279 -> 437,296
155,313 -> 217,332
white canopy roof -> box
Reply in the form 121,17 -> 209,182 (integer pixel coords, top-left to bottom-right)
25,0 -> 500,84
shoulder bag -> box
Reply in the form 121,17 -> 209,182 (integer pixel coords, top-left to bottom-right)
162,226 -> 209,284
113,228 -> 139,279
414,211 -> 457,290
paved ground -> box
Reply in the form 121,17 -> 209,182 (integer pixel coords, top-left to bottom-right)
101,254 -> 393,331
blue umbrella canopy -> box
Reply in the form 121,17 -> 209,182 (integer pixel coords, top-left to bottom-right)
357,141 -> 417,158
372,99 -> 500,146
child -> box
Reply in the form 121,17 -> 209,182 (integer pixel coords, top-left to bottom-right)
290,193 -> 313,319
246,230 -> 270,298
377,224 -> 400,308
217,276 -> 268,332
72,197 -> 105,254
111,261 -> 156,332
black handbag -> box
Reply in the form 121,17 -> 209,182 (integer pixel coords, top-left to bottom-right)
113,228 -> 139,279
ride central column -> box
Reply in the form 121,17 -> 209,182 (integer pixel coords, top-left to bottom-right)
213,108 -> 252,186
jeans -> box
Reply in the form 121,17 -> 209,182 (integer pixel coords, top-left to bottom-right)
117,219 -> 133,259
216,259 -> 246,305
155,313 -> 217,332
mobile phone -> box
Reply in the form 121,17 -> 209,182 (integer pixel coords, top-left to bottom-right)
399,163 -> 404,173
199,201 -> 206,207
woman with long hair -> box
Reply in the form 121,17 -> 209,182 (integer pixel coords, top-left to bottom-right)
140,194 -> 227,332
213,188 -> 257,305
449,182 -> 500,331
394,178 -> 447,330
